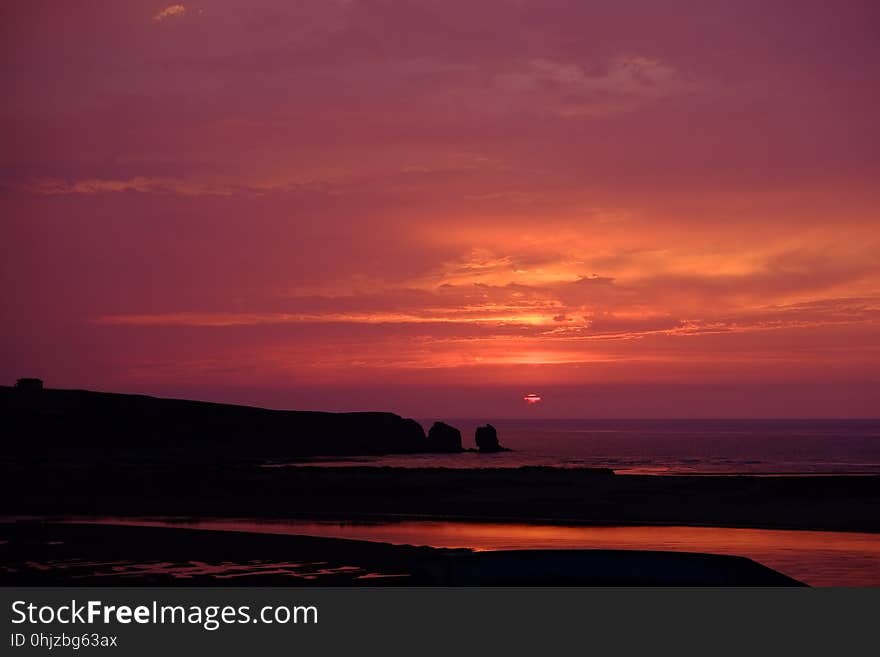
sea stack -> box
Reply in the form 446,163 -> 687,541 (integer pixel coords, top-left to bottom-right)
426,421 -> 462,452
475,423 -> 504,452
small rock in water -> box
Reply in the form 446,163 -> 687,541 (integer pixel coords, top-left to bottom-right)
427,421 -> 462,452
475,423 -> 505,452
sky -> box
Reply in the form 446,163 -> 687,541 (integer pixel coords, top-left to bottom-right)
2,1 -> 879,417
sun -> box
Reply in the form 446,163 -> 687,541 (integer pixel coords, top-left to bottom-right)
523,393 -> 542,405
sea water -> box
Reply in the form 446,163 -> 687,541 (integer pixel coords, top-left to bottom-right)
294,418 -> 880,474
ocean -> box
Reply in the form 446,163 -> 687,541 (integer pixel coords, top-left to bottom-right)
298,418 -> 880,474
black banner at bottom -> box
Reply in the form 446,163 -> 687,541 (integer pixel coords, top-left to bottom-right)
2,587 -> 875,656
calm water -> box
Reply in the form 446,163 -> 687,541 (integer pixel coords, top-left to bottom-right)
296,419 -> 880,474
65,518 -> 880,587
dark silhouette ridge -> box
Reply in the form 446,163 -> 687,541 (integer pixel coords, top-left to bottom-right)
1,383 -> 452,460
474,423 -> 508,452
426,421 -> 463,452
5,465 -> 880,534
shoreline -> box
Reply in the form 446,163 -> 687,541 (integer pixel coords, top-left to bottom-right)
9,510 -> 879,536
3,464 -> 878,534
0,521 -> 806,587
2,462 -> 877,585
269,462 -> 880,478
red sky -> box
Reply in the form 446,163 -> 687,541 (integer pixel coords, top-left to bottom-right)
3,1 -> 879,417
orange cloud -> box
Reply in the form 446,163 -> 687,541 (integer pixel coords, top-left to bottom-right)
4,0 -> 880,414
153,4 -> 186,22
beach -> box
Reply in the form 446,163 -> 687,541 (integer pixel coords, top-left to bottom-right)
0,521 -> 805,586
3,464 -> 877,532
2,462 -> 878,586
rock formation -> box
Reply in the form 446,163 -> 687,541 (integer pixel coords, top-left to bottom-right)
426,421 -> 462,452
475,423 -> 504,452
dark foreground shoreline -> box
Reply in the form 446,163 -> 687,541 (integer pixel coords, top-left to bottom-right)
2,460 -> 876,586
2,463 -> 878,533
0,522 -> 804,586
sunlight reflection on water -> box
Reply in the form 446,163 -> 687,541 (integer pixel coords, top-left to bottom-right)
64,517 -> 880,587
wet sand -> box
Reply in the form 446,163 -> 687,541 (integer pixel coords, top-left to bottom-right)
49,517 -> 877,586
0,522 -> 803,586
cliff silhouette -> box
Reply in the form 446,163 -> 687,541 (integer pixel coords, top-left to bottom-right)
2,383 -> 444,460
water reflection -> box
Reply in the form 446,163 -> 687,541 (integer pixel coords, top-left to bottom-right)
64,517 -> 880,587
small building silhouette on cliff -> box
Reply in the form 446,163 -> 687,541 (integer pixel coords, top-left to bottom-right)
15,378 -> 43,393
